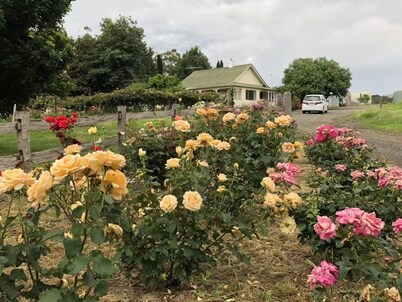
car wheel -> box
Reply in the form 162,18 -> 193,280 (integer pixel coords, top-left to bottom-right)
302,111 -> 306,114
320,110 -> 324,114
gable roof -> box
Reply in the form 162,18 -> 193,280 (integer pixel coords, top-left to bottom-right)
181,64 -> 269,89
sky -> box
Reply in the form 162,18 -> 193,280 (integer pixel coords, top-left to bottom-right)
63,0 -> 402,96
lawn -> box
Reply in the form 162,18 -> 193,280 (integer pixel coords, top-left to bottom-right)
354,102 -> 402,133
0,117 -> 171,156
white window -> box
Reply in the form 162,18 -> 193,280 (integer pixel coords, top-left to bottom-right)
234,89 -> 241,100
246,90 -> 256,101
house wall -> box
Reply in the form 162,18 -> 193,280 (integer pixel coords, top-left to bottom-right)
236,69 -> 262,86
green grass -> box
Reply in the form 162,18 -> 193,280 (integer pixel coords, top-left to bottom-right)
354,102 -> 402,133
0,117 -> 172,157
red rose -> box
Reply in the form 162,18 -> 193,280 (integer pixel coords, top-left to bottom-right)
58,120 -> 70,129
45,116 -> 55,123
71,112 -> 78,119
92,145 -> 102,151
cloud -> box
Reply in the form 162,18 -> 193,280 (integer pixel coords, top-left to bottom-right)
64,0 -> 402,94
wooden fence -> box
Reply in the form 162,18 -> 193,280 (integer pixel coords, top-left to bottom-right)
0,106 -> 193,171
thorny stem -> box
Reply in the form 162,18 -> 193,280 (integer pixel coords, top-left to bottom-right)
1,192 -> 15,242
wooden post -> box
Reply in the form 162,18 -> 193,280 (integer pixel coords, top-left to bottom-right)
117,106 -> 127,145
15,111 -> 31,170
380,96 -> 383,109
171,103 -> 177,120
283,91 -> 292,116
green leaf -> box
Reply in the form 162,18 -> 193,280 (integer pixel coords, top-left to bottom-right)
71,223 -> 85,238
65,254 -> 90,275
10,269 -> 27,281
94,280 -> 108,296
92,254 -> 118,278
0,278 -> 19,300
89,204 -> 102,220
104,195 -> 114,205
63,237 -> 82,259
38,288 -> 61,302
42,229 -> 64,242
90,226 -> 105,245
166,221 -> 176,233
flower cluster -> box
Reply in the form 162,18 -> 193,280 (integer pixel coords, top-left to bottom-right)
267,162 -> 300,186
307,261 -> 339,289
196,107 -> 219,120
250,100 -> 265,111
45,113 -> 78,131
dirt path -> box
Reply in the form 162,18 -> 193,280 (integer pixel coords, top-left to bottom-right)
292,106 -> 402,167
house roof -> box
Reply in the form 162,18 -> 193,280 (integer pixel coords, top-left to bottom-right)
181,64 -> 270,90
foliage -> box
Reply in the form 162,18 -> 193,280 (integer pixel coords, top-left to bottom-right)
216,60 -> 224,68
0,0 -> 74,115
161,49 -> 181,76
282,57 -> 352,100
0,149 -> 128,300
358,93 -> 371,104
147,74 -> 184,92
176,46 -> 211,80
156,54 -> 163,74
69,16 -> 156,95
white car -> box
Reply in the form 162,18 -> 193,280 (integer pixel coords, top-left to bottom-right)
302,94 -> 328,114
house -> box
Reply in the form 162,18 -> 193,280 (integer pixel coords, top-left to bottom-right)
350,92 -> 372,104
181,64 -> 277,106
393,90 -> 402,102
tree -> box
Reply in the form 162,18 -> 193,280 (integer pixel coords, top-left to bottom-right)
161,49 -> 181,76
282,57 -> 352,100
0,0 -> 74,114
358,93 -> 371,104
147,74 -> 183,92
176,46 -> 211,80
69,16 -> 156,95
156,54 -> 164,74
220,60 -> 224,68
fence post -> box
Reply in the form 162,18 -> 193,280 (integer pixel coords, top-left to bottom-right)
15,111 -> 31,170
117,106 -> 127,145
283,91 -> 292,116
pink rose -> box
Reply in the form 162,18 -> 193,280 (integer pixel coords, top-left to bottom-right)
286,163 -> 300,175
306,139 -> 314,146
392,218 -> 402,233
335,164 -> 347,172
314,216 -> 337,240
353,212 -> 384,237
314,133 -> 326,143
336,207 -> 364,224
268,172 -> 283,183
351,170 -> 365,180
329,129 -> 338,138
378,177 -> 391,188
283,173 -> 297,185
307,260 -> 339,289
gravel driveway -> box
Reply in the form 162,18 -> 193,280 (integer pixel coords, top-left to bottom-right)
292,106 -> 402,167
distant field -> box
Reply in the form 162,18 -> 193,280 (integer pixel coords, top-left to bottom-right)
0,117 -> 171,157
354,102 -> 402,133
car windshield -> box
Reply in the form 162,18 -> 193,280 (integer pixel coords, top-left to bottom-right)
304,96 -> 321,101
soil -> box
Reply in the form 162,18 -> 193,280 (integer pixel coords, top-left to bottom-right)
292,105 -> 402,167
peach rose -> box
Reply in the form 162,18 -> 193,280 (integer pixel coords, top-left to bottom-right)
196,132 -> 214,146
84,150 -> 126,174
260,177 -> 276,192
282,142 -> 296,153
183,191 -> 203,211
50,154 -> 87,183
197,160 -> 209,167
166,158 -> 180,169
256,127 -> 265,134
222,112 -> 236,123
196,108 -> 207,116
101,169 -> 128,200
206,108 -> 219,119
264,193 -> 281,208
217,173 -> 228,182
104,223 -> 123,239
176,146 -> 184,155
185,139 -> 199,150
0,168 -> 35,193
27,171 -> 53,204
283,192 -> 302,208
64,144 -> 83,155
160,194 -> 178,213
235,113 -> 249,124
265,121 -> 277,129
217,185 -> 227,193
174,120 -> 191,132
293,141 -> 303,151
214,141 -> 231,151
274,115 -> 292,126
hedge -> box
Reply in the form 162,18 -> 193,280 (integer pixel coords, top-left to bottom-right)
29,88 -> 220,112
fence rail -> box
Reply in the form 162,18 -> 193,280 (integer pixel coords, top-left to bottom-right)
0,107 -> 194,171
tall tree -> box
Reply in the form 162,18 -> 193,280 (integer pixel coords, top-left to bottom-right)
0,0 -> 74,114
219,60 -> 224,68
282,57 -> 352,100
156,54 -> 164,74
176,46 -> 211,80
216,61 -> 220,68
161,49 -> 181,76
69,16 -> 156,94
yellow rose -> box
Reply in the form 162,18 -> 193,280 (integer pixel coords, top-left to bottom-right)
166,158 -> 180,169
233,163 -> 239,169
0,169 -> 35,193
50,154 -> 87,183
294,151 -> 302,159
160,194 -> 178,213
104,223 -> 124,239
27,171 -> 53,204
217,173 -> 228,182
274,115 -> 292,126
183,191 -> 203,211
256,127 -> 265,134
280,216 -> 297,234
281,142 -> 295,153
206,108 -> 219,119
293,141 -> 303,151
176,146 -> 184,155
101,169 -> 128,200
196,108 -> 207,116
235,113 -> 249,124
197,132 -> 214,146
264,193 -> 281,208
88,126 -> 97,135
138,148 -> 146,157
222,112 -> 236,123
283,192 -> 302,208
217,185 -> 226,193
197,160 -> 209,167
84,150 -> 126,174
265,120 -> 277,129
64,144 -> 83,155
260,177 -> 276,192
185,139 -> 199,150
174,120 -> 191,132
384,287 -> 401,302
214,141 -> 231,151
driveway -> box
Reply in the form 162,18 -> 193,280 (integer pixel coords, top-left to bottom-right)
292,106 -> 402,167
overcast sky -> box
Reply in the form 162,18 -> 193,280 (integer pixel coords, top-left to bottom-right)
63,0 -> 402,95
